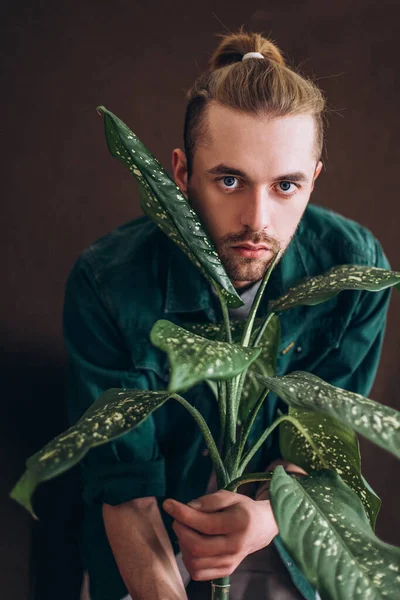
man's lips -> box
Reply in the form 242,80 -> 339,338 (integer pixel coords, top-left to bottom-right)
232,244 -> 270,258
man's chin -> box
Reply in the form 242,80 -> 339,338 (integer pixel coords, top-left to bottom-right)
222,259 -> 273,285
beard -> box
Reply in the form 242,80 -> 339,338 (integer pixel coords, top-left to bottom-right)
216,214 -> 306,285
216,229 -> 282,284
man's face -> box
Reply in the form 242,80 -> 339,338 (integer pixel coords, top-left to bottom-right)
172,102 -> 322,289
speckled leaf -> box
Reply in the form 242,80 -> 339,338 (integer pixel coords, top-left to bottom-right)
96,105 -> 242,308
180,321 -> 236,399
258,371 -> 400,459
279,408 -> 381,527
150,319 -> 261,392
181,317 -> 280,419
270,467 -> 400,600
10,388 -> 171,519
269,265 -> 400,312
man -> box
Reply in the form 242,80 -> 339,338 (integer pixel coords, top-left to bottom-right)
64,32 -> 391,600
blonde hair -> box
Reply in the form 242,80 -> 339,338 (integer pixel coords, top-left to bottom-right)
183,27 -> 326,179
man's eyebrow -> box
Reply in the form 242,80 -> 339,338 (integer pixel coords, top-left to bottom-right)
206,164 -> 248,178
275,171 -> 309,183
206,163 -> 309,183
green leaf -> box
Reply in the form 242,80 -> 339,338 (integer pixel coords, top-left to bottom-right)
269,264 -> 400,312
270,467 -> 400,600
150,319 -> 261,392
257,371 -> 400,459
180,317 -> 280,420
279,408 -> 381,527
180,320 -> 233,342
10,389 -> 171,518
96,105 -> 242,308
9,469 -> 41,520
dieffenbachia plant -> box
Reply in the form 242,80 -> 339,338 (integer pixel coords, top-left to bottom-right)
10,107 -> 400,600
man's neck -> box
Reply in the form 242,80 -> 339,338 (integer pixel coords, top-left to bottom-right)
227,279 -> 263,321
234,279 -> 262,294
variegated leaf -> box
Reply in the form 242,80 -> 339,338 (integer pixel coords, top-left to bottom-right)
279,408 -> 381,527
270,467 -> 400,600
96,106 -> 242,308
150,319 -> 261,392
258,371 -> 400,459
10,389 -> 171,518
180,317 -> 280,418
269,265 -> 400,312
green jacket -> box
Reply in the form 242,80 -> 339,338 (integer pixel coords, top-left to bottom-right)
63,203 -> 391,600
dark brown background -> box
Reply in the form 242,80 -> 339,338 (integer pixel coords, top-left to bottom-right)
2,1 -> 399,598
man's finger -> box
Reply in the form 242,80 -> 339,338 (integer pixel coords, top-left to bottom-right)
163,496 -> 235,535
172,519 -> 229,557
185,566 -> 234,582
266,459 -> 308,476
180,549 -> 236,580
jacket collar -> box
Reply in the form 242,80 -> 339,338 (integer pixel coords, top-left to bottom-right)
164,240 -> 217,320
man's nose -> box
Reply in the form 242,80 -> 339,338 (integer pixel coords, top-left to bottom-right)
240,187 -> 271,232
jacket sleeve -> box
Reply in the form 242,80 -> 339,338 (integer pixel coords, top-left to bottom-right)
267,236 -> 392,466
307,236 -> 392,397
63,254 -> 166,506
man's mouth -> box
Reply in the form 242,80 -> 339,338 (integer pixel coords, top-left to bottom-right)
232,244 -> 270,258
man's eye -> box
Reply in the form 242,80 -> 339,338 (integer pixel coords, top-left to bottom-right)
217,176 -> 240,190
277,181 -> 298,194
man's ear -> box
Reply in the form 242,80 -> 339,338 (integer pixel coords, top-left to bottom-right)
171,148 -> 188,199
311,160 -> 323,191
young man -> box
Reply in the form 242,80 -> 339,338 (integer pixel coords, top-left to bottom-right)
64,32 -> 391,600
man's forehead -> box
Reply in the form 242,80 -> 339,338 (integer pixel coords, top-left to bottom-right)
196,104 -> 317,176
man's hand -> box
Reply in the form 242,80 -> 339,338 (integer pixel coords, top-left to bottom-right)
162,490 -> 278,581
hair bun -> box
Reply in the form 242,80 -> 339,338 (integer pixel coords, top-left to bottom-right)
209,27 -> 285,70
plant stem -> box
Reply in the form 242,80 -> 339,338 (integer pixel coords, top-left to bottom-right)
225,471 -> 274,492
172,394 -> 228,487
252,311 -> 276,348
234,388 -> 270,471
240,250 -> 281,347
215,288 -> 232,343
211,577 -> 230,599
213,288 -> 238,465
224,379 -> 237,459
217,381 -> 226,445
240,413 -> 330,473
239,414 -> 289,473
234,259 -> 278,419
232,368 -> 247,418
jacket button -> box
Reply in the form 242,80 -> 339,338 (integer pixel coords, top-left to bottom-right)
296,346 -> 302,353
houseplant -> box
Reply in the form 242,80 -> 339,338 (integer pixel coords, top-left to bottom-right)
10,107 -> 400,599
